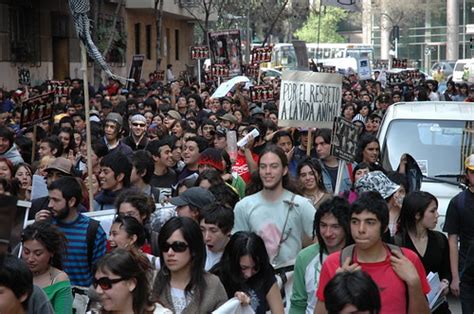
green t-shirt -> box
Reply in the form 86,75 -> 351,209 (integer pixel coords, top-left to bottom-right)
43,280 -> 73,314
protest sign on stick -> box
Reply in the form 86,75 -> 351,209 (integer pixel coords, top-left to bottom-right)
20,92 -> 55,129
330,116 -> 362,163
126,54 -> 145,91
278,71 -> 342,129
208,29 -> 242,77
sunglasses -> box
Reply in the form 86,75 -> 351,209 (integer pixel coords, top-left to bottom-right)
132,123 -> 146,127
162,241 -> 188,253
93,277 -> 126,290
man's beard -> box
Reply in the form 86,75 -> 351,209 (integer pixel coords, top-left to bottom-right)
54,203 -> 71,221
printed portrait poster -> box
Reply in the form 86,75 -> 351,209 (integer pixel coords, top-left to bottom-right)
127,54 -> 145,90
208,29 -> 242,76
278,71 -> 342,129
20,92 -> 55,128
330,116 -> 362,162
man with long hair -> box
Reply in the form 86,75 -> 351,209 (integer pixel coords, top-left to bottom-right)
233,145 -> 316,267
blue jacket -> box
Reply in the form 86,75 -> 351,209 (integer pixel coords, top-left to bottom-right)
318,159 -> 353,193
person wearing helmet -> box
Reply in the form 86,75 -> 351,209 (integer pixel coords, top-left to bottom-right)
102,112 -> 133,159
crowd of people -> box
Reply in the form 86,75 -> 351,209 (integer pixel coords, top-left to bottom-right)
0,68 -> 473,314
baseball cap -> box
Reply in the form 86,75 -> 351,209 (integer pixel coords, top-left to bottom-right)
355,171 -> 400,199
44,157 -> 73,175
465,154 -> 474,170
106,112 -> 123,128
169,187 -> 216,209
250,106 -> 264,116
218,113 -> 238,124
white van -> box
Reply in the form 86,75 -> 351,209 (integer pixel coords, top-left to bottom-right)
378,102 -> 474,230
452,58 -> 474,83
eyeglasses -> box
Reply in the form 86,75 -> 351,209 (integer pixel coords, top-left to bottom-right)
132,123 -> 146,127
161,241 -> 188,253
93,277 -> 126,290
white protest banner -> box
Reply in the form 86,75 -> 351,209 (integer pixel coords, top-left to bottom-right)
358,58 -> 372,80
278,70 -> 342,129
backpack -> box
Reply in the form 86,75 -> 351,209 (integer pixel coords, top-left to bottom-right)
340,243 -> 409,310
86,218 -> 100,269
339,243 -> 404,266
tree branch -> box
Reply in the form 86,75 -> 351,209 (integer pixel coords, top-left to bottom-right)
261,0 -> 289,46
103,0 -> 125,57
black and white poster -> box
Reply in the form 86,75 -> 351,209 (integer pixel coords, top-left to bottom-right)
127,54 -> 145,90
20,92 -> 55,128
278,71 -> 342,129
208,29 -> 242,76
330,116 -> 362,162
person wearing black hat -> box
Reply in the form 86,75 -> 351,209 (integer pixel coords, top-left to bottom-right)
102,112 -> 133,159
169,186 -> 215,223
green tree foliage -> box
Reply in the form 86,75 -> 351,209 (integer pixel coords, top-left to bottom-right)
294,7 -> 348,43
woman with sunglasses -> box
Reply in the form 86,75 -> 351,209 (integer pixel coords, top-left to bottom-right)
21,221 -> 73,314
211,231 -> 284,314
93,248 -> 171,313
152,217 -> 228,313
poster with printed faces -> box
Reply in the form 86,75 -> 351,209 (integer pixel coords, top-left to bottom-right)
208,29 -> 242,76
330,116 -> 363,162
20,92 -> 55,128
250,85 -> 274,103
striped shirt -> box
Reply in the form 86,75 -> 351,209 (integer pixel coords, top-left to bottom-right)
54,214 -> 107,287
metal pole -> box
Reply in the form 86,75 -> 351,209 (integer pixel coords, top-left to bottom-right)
463,0 -> 466,59
198,59 -> 201,87
246,5 -> 251,64
316,0 -> 323,64
395,38 -> 398,58
81,42 -> 94,211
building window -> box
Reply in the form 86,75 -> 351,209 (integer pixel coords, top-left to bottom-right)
175,29 -> 179,61
9,3 -> 41,64
146,25 -> 152,60
135,23 -> 141,55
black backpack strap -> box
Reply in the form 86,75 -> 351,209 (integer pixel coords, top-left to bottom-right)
86,219 -> 100,269
340,244 -> 356,265
150,230 -> 160,257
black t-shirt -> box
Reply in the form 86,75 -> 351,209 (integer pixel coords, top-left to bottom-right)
213,266 -> 276,314
150,168 -> 177,189
325,164 -> 338,191
443,189 -> 474,268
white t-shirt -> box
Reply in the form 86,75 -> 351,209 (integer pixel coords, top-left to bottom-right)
205,248 -> 223,271
233,189 -> 316,266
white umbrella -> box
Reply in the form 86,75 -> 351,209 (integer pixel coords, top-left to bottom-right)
211,76 -> 250,98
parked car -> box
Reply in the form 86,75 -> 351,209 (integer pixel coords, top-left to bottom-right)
378,102 -> 474,231
452,58 -> 474,83
430,61 -> 456,80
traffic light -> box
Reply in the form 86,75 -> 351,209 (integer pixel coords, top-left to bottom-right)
471,37 -> 474,50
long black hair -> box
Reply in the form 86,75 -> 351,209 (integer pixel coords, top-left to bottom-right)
245,144 -> 300,196
355,134 -> 380,164
313,197 -> 352,263
396,191 -> 438,240
153,217 -> 207,303
211,231 -> 274,296
296,157 -> 327,193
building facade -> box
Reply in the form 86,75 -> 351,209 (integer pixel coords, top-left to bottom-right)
0,0 -> 206,90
